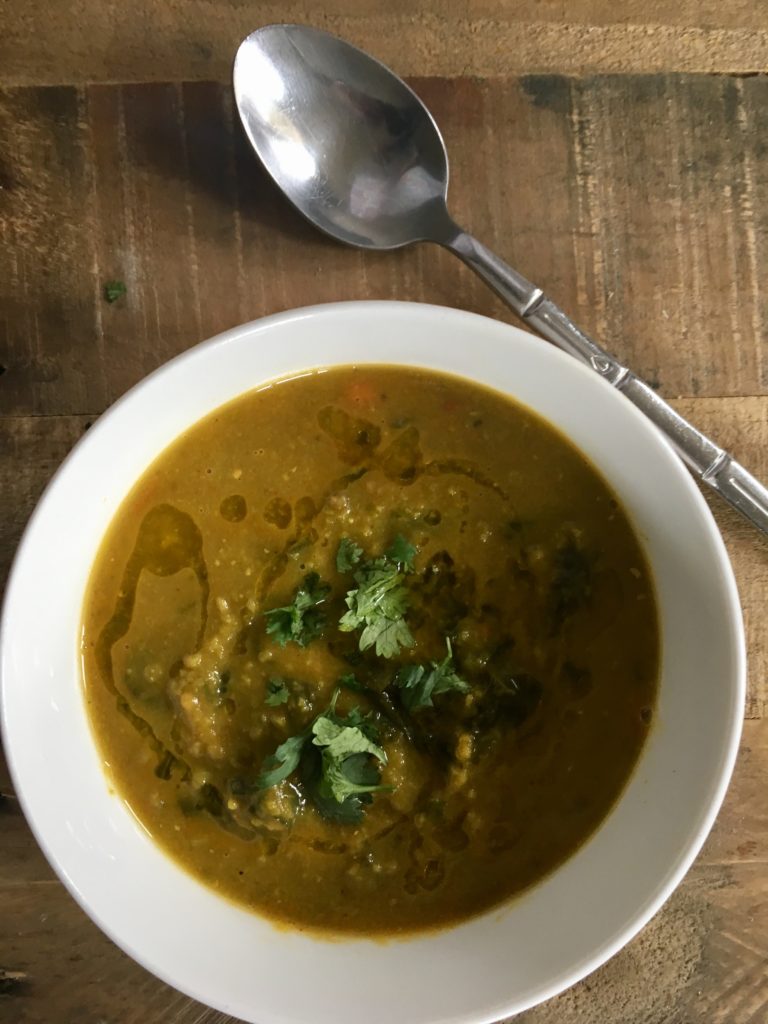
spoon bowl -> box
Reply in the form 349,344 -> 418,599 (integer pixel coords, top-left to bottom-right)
234,25 -> 450,249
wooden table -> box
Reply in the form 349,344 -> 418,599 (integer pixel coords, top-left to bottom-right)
1,6 -> 766,1023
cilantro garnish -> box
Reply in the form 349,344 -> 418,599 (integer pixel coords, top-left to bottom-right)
103,279 -> 127,303
255,692 -> 390,823
264,572 -> 331,647
338,534 -> 416,658
310,716 -> 388,803
338,672 -> 365,692
265,677 -> 290,706
336,537 -> 363,573
385,534 -> 416,569
256,732 -> 307,789
394,639 -> 470,711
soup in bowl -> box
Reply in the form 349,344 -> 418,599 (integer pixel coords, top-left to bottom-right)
0,302 -> 744,1023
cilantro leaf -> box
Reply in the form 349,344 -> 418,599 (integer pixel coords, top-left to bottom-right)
302,751 -> 373,824
312,716 -> 386,762
322,691 -> 381,741
320,751 -> 390,806
386,533 -> 416,569
338,671 -> 364,692
394,639 -> 470,711
255,732 -> 309,788
255,693 -> 390,820
103,280 -> 127,303
311,715 -> 389,806
338,540 -> 416,658
336,537 -> 364,573
264,571 -> 331,647
339,752 -> 384,789
359,615 -> 414,660
265,677 -> 290,706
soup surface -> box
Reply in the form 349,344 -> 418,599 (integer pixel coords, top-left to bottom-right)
82,365 -> 658,935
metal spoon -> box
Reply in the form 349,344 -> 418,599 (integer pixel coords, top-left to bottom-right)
233,23 -> 768,537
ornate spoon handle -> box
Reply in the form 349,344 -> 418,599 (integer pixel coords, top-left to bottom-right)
444,227 -> 768,538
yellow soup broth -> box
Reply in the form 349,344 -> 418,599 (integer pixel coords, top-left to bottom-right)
81,366 -> 659,935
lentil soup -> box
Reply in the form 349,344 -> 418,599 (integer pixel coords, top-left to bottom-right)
81,365 -> 659,935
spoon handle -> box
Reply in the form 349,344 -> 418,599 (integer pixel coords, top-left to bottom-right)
446,229 -> 768,538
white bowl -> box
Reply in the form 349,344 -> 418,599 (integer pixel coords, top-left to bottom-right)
1,302 -> 744,1024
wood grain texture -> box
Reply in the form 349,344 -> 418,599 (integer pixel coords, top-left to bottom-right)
2,1 -> 768,86
1,75 -> 767,1023
0,416 -> 92,593
3,75 -> 768,420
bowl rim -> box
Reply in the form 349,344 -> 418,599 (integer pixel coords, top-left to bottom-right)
0,300 -> 746,1023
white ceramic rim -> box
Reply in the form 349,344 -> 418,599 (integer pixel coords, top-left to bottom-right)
1,301 -> 745,1024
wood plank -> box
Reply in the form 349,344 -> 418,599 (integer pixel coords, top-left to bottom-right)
1,3 -> 768,86
0,87 -> 101,416
0,782 -> 56,888
0,416 -> 91,594
3,76 -> 768,417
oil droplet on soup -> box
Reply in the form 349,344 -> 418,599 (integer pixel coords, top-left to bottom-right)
219,494 -> 247,522
81,365 -> 659,935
